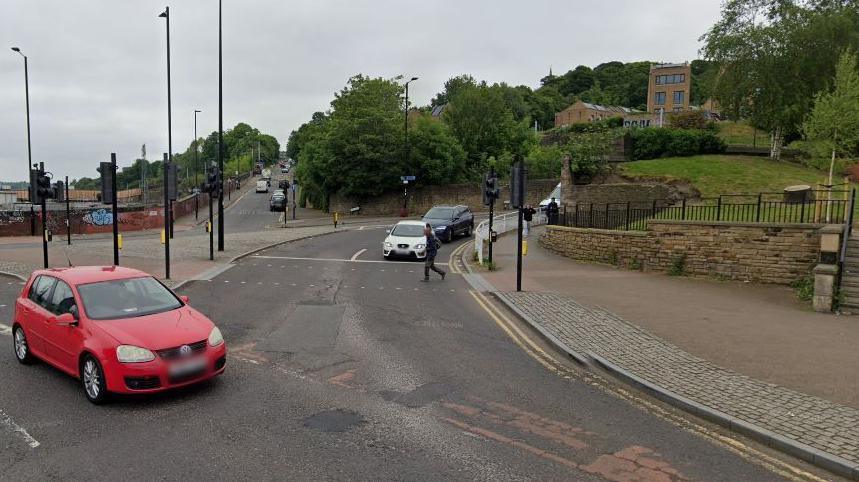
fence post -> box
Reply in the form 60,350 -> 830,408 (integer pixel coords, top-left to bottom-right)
681,198 -> 687,221
800,190 -> 806,223
589,203 -> 594,228
625,201 -> 631,231
716,195 -> 722,221
575,203 -> 580,228
651,199 -> 657,221
756,193 -> 762,222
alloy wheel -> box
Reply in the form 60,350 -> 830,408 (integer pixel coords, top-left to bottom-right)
83,359 -> 101,399
14,328 -> 27,360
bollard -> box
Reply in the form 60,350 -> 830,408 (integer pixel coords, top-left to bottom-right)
160,229 -> 166,245
523,239 -> 528,256
118,234 -> 123,250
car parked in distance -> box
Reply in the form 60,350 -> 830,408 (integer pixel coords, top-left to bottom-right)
256,180 -> 269,193
270,192 -> 287,211
383,220 -> 428,260
421,205 -> 474,243
12,266 -> 227,404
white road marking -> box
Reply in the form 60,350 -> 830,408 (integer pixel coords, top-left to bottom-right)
0,409 -> 40,448
251,255 -> 449,266
0,323 -> 11,336
224,280 -> 230,283
350,248 -> 367,261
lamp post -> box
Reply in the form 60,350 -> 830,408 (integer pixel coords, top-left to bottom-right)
10,47 -> 36,236
159,7 -> 174,239
402,77 -> 418,213
194,109 -> 201,220
217,0 -> 225,252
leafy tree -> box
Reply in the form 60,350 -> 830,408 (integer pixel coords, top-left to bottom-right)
701,0 -> 859,159
443,82 -> 536,176
430,74 -> 477,106
803,50 -> 859,181
409,115 -> 467,185
560,66 -> 595,97
526,144 -> 565,179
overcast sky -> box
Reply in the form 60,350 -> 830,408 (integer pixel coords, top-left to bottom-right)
1,0 -> 722,182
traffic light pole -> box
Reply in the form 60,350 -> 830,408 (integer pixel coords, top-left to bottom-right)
516,172 -> 524,293
111,153 -> 119,266
487,168 -> 495,265
65,175 -> 71,245
217,0 -> 225,252
209,188 -> 214,261
39,162 -> 48,268
163,153 -> 170,279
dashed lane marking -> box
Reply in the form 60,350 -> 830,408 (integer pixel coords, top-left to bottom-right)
251,255 -> 449,267
350,248 -> 367,261
0,323 -> 11,336
0,409 -> 40,448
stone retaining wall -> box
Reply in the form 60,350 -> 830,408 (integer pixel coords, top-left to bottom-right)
540,221 -> 825,284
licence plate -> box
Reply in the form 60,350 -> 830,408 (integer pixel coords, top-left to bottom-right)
169,357 -> 207,376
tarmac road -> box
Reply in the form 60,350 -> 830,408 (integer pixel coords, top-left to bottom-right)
0,227 -> 833,481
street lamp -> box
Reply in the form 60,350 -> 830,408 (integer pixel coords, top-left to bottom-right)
402,77 -> 418,213
217,0 -> 225,252
159,6 -> 174,275
10,47 -> 36,236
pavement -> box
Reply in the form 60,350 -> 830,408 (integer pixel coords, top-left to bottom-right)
0,226 -> 829,481
473,225 -> 859,479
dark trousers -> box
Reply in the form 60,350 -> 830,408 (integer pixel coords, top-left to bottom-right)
425,254 -> 445,279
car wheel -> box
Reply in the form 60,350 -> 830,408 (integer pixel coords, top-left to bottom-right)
81,355 -> 109,405
12,325 -> 35,365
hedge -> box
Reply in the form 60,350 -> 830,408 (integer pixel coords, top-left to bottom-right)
631,128 -> 726,160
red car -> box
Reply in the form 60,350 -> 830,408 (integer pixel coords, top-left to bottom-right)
11,266 -> 226,404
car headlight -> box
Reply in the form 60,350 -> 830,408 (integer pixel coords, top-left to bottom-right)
116,345 -> 156,363
208,326 -> 224,347
384,242 -> 392,248
415,243 -> 425,249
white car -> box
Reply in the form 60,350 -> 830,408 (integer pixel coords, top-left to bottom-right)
256,180 -> 269,193
539,182 -> 561,210
383,220 -> 428,260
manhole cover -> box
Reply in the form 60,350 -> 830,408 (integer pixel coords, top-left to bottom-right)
303,409 -> 364,433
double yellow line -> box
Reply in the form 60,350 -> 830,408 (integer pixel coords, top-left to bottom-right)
467,289 -> 829,482
446,241 -> 471,275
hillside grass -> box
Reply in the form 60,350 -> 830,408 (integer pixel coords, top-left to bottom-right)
716,121 -> 766,147
620,155 -> 836,197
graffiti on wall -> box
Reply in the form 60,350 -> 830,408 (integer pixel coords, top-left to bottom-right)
0,209 -> 26,225
82,208 -> 114,226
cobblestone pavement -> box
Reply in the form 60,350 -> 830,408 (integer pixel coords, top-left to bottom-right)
500,291 -> 859,471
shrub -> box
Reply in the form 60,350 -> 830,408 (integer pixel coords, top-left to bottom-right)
669,110 -> 710,130
631,128 -> 726,160
668,255 -> 686,276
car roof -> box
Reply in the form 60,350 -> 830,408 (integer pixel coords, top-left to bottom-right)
395,220 -> 427,226
429,205 -> 467,210
31,266 -> 151,285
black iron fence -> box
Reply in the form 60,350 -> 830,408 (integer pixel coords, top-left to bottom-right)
560,190 -> 851,231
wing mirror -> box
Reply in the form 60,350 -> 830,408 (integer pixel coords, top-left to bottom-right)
180,295 -> 190,304
54,313 -> 78,327
386,228 -> 392,234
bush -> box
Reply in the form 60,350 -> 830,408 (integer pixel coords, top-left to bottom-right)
631,128 -> 726,160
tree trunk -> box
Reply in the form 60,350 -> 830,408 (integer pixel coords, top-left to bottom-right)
769,126 -> 783,161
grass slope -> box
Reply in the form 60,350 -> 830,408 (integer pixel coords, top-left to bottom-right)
621,155 -> 834,197
716,121 -> 766,147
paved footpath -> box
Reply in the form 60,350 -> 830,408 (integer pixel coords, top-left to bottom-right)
474,228 -> 859,479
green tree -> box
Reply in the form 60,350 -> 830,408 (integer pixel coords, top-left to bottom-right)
701,0 -> 859,159
803,50 -> 859,182
431,74 -> 477,106
409,115 -> 467,185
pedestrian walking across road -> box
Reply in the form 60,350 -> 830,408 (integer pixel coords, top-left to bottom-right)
422,223 -> 445,282
522,204 -> 536,237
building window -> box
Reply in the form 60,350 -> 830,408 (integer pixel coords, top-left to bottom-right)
655,73 -> 686,85
673,91 -> 685,105
655,92 -> 666,106
673,107 -> 683,113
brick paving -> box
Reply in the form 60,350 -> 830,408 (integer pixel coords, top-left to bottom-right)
501,291 -> 859,467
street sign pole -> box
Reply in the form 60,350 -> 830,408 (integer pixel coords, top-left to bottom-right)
65,175 -> 71,245
488,168 -> 495,265
111,153 -> 119,266
292,183 -> 297,221
163,153 -> 171,279
39,162 -> 48,268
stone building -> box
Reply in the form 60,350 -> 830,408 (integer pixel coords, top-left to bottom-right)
554,100 -> 636,127
647,62 -> 692,114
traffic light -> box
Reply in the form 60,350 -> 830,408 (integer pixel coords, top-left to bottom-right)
167,162 -> 178,201
36,170 -> 52,200
203,168 -> 221,197
510,161 -> 528,209
97,161 -> 115,205
483,172 -> 499,206
53,180 -> 65,202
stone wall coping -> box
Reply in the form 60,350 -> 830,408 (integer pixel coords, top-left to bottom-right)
647,220 -> 826,230
818,224 -> 845,234
813,264 -> 839,275
545,225 -> 649,237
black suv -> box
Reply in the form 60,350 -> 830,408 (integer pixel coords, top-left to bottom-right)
421,205 -> 474,243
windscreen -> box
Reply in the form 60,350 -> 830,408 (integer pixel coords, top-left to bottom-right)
391,224 -> 425,237
77,277 -> 182,320
424,207 -> 454,219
